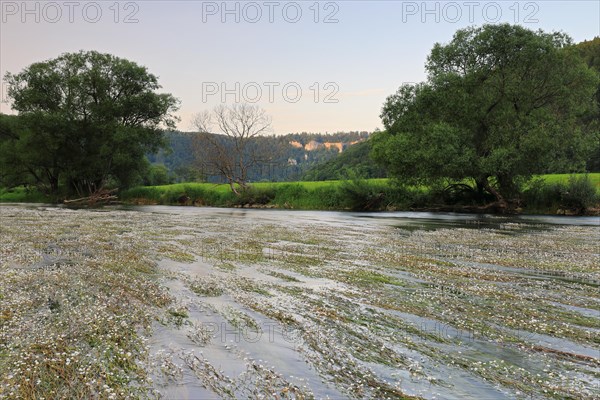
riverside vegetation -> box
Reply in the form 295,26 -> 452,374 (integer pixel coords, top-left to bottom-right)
122,174 -> 600,214
1,174 -> 599,214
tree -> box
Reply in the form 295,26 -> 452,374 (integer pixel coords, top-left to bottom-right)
373,24 -> 599,208
191,103 -> 274,195
2,51 -> 179,196
143,164 -> 172,186
0,114 -> 34,189
303,138 -> 387,181
574,37 -> 600,172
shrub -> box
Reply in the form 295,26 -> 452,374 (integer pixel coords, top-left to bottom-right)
230,186 -> 276,206
522,178 -> 563,211
561,175 -> 598,210
338,178 -> 386,211
311,185 -> 345,209
523,175 -> 598,212
143,164 -> 172,186
273,183 -> 309,205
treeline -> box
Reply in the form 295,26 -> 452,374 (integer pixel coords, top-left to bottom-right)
302,140 -> 387,181
145,130 -> 370,185
285,131 -> 370,145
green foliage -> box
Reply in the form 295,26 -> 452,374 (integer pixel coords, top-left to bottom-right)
146,131 -> 371,184
0,187 -> 50,203
2,51 -> 179,196
562,175 -> 599,209
523,175 -> 599,212
542,173 -> 600,189
338,178 -> 386,211
373,24 -> 599,206
438,182 -> 492,206
118,173 -> 598,212
120,183 -> 235,206
303,139 -> 387,181
272,183 -> 309,204
229,186 -> 277,206
574,37 -> 600,172
143,164 -> 172,186
522,179 -> 563,211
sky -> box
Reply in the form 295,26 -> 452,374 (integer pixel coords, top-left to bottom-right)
1,0 -> 599,134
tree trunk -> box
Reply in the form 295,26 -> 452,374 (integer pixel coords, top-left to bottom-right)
475,181 -> 486,202
480,177 -> 508,210
229,181 -> 240,196
49,176 -> 59,195
47,171 -> 59,195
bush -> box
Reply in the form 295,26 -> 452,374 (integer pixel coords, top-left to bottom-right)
311,185 -> 345,209
561,175 -> 598,210
273,183 -> 309,205
338,178 -> 386,211
522,178 -> 563,211
143,164 -> 173,186
382,185 -> 419,208
523,175 -> 599,212
230,186 -> 276,206
438,183 -> 494,205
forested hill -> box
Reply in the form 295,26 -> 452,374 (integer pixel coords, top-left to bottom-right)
302,139 -> 387,181
148,131 -> 371,183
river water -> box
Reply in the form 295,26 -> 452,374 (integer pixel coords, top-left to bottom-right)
2,204 -> 599,399
116,206 -> 597,399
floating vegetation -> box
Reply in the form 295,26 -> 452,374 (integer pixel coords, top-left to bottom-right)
268,271 -> 302,282
188,278 -> 224,297
1,205 -> 598,399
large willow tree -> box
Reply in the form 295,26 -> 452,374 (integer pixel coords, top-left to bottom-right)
373,24 -> 599,208
1,51 -> 179,196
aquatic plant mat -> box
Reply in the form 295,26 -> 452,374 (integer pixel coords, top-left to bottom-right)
0,205 -> 598,399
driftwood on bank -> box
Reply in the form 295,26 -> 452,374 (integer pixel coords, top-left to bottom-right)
63,189 -> 120,206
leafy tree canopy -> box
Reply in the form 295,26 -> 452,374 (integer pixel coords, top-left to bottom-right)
373,24 -> 599,207
1,50 -> 179,196
574,37 -> 600,172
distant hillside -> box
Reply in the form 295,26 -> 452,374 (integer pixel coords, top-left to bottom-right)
148,131 -> 371,183
303,138 -> 387,181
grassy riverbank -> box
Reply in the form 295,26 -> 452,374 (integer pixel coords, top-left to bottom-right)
120,173 -> 600,213
1,173 -> 599,214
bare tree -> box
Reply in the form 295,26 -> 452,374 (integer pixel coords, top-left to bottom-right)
191,104 -> 274,195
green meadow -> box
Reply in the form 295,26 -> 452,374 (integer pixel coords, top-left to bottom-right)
2,174 -> 598,213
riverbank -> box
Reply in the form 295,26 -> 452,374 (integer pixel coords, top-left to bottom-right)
2,173 -> 599,215
116,173 -> 600,215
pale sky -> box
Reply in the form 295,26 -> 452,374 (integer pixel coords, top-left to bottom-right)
1,1 -> 599,134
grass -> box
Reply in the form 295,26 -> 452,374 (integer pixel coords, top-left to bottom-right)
523,173 -> 600,213
542,173 -> 600,189
0,187 -> 52,203
118,174 -> 599,212
119,179 -> 406,210
2,174 -> 599,213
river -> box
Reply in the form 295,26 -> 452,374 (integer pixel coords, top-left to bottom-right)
1,204 -> 598,399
